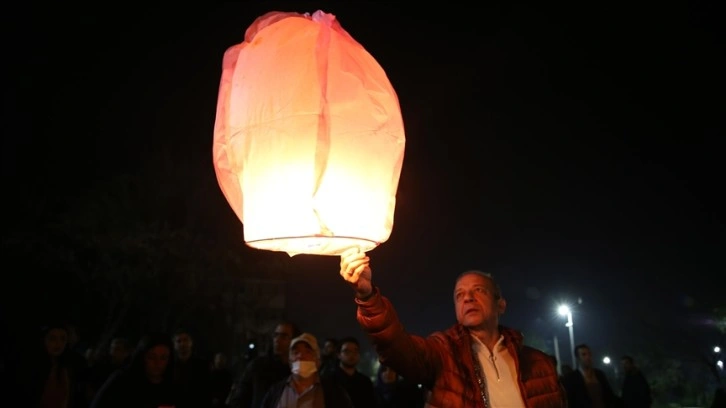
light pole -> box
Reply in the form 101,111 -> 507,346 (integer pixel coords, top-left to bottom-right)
558,304 -> 576,368
554,335 -> 562,375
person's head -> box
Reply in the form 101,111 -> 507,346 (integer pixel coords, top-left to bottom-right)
85,348 -> 97,364
172,328 -> 194,362
272,321 -> 300,360
42,324 -> 69,358
378,363 -> 399,384
289,333 -> 320,379
65,324 -> 80,347
575,344 -> 593,369
322,338 -> 338,358
109,337 -> 131,365
338,336 -> 361,369
131,332 -> 174,384
213,352 -> 227,370
620,355 -> 635,373
453,271 -> 506,330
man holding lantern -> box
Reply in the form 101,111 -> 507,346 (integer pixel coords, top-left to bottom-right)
339,248 -> 566,408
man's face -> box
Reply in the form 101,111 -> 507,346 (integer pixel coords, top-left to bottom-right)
454,273 -> 505,328
289,341 -> 317,363
273,324 -> 294,356
577,347 -> 593,368
144,345 -> 171,381
621,358 -> 634,373
380,366 -> 398,384
45,328 -> 68,357
173,333 -> 193,360
214,353 -> 227,369
110,340 -> 130,365
338,341 -> 360,368
323,341 -> 337,357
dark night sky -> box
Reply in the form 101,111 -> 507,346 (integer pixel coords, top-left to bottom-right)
5,2 -> 724,359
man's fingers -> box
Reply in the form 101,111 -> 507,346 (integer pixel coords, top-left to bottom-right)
339,248 -> 370,286
340,249 -> 368,267
346,264 -> 369,283
340,252 -> 368,269
353,264 -> 369,276
343,258 -> 369,275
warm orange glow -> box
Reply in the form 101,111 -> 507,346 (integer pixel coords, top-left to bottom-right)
213,10 -> 405,256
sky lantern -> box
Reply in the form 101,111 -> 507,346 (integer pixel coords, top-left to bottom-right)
212,10 -> 406,257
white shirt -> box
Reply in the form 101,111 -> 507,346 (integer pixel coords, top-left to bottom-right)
471,334 -> 527,408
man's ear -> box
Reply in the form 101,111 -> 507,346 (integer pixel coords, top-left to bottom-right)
497,297 -> 507,315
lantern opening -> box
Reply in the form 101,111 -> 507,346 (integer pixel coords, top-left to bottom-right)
247,236 -> 378,257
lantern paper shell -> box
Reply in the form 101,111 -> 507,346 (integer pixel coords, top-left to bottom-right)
213,10 -> 406,256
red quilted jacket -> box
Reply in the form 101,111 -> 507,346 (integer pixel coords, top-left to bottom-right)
356,288 -> 567,408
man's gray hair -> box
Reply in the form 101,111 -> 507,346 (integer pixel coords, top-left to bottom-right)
454,270 -> 503,299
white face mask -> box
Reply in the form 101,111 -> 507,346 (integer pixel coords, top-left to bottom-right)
291,360 -> 318,378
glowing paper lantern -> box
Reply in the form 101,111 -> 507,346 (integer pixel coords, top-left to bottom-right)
213,10 -> 405,256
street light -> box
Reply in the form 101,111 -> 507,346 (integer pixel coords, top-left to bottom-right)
602,355 -> 618,379
553,335 -> 562,375
558,304 -> 576,367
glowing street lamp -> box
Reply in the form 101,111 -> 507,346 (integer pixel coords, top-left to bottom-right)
558,304 -> 576,367
602,355 -> 618,379
213,10 -> 406,257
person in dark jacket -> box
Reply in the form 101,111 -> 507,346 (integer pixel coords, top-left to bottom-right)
228,321 -> 299,408
620,355 -> 651,408
374,363 -> 425,408
321,336 -> 377,408
90,332 -> 178,408
339,248 -> 566,407
561,344 -> 619,408
260,333 -> 352,408
24,322 -> 87,408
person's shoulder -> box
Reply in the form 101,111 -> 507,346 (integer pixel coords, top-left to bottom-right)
260,378 -> 288,407
192,356 -> 210,368
241,355 -> 268,373
320,373 -> 343,390
106,367 -> 130,382
517,346 -> 559,376
594,367 -> 608,376
320,376 -> 354,407
430,323 -> 464,341
520,345 -> 554,361
561,369 -> 580,382
355,370 -> 374,383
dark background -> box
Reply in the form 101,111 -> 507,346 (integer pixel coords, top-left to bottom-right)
4,1 -> 723,367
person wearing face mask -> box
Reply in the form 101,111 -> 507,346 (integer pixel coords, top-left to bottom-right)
259,333 -> 353,408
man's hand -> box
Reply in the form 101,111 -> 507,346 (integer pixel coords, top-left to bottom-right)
340,247 -> 373,299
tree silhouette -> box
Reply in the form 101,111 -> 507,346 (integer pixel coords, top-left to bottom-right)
5,151 -> 289,357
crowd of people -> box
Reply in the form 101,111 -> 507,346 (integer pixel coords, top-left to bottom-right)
12,248 -> 706,407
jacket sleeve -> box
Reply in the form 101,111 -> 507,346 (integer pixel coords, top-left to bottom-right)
230,358 -> 257,407
355,286 -> 445,387
259,380 -> 285,408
